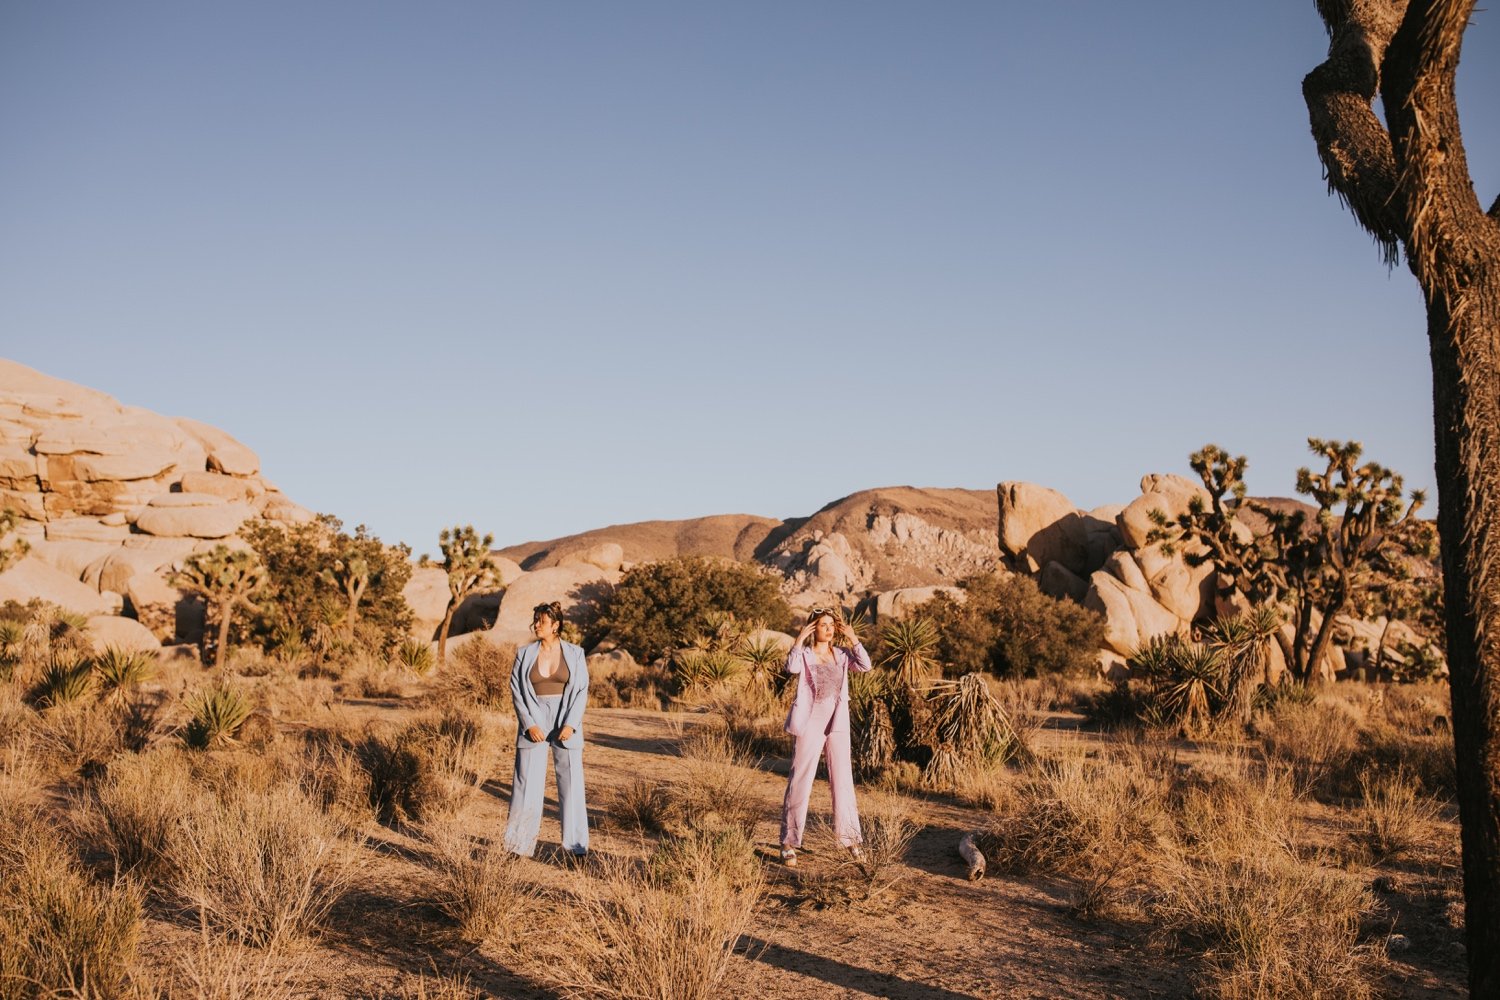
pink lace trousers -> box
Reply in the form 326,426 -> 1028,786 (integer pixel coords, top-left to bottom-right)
780,699 -> 862,848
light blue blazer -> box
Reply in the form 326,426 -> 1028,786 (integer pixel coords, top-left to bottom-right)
510,640 -> 589,750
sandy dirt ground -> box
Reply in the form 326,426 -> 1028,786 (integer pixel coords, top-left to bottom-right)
119,703 -> 1464,999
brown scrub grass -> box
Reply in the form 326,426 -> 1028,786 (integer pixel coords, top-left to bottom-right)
422,824 -> 537,946
539,835 -> 765,1000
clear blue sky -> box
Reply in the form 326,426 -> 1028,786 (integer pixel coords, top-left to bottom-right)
3,2 -> 1496,552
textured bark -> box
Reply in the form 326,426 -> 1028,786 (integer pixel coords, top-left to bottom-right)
1306,2 -> 1500,993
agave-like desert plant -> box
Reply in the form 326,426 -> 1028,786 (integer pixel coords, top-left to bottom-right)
182,684 -> 253,749
397,637 -> 436,675
33,653 -> 95,708
92,647 -> 159,701
734,635 -> 785,688
879,616 -> 940,687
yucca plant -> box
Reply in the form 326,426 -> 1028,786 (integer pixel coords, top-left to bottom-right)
1129,636 -> 1224,738
734,635 -> 785,688
0,619 -> 25,670
396,638 -> 436,676
182,684 -> 253,749
32,653 -> 95,708
923,673 -> 1026,785
1198,606 -> 1280,725
879,616 -> 940,687
92,647 -> 158,701
674,650 -> 743,691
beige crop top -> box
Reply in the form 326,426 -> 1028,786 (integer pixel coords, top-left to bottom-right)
530,655 -> 569,696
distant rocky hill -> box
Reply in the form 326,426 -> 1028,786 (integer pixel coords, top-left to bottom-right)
497,514 -> 782,569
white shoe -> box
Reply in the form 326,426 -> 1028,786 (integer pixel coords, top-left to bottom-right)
780,847 -> 798,869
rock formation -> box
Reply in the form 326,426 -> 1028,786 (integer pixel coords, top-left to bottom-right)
0,360 -> 313,639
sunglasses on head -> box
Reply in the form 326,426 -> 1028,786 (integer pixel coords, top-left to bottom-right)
809,608 -> 837,618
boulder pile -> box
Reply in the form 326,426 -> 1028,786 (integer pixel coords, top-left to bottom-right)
0,360 -> 314,648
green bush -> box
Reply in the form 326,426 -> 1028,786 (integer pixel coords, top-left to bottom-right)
914,573 -> 1104,678
590,557 -> 793,664
241,516 -> 413,657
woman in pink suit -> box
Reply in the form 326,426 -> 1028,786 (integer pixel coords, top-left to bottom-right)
779,607 -> 872,868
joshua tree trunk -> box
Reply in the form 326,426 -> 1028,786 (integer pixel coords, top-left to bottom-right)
1306,2 -> 1500,992
437,606 -> 456,664
214,603 -> 233,668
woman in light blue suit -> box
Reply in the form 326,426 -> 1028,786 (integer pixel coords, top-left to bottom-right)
504,601 -> 590,858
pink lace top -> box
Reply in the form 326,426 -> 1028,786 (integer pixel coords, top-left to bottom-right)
806,651 -> 844,702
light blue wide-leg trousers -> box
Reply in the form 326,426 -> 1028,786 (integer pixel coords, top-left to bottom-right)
504,717 -> 588,855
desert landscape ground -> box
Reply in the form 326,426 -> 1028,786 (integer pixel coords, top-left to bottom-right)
0,626 -> 1470,999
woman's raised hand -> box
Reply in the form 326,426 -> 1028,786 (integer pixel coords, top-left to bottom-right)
796,622 -> 816,645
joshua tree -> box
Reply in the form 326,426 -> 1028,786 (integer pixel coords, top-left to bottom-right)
174,545 -> 266,668
1151,440 -> 1425,682
319,554 -> 370,642
437,525 -> 498,664
1304,4 -> 1500,989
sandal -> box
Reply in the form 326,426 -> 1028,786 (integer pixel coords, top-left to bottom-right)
779,847 -> 798,869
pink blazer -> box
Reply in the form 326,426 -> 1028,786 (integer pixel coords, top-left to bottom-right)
783,642 -> 872,737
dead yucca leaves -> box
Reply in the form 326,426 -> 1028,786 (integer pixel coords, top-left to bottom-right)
425,826 -> 535,946
543,835 -> 763,1000
923,673 -> 1028,788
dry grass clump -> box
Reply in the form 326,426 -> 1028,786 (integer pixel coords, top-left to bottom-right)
395,971 -> 486,1000
89,747 -> 202,878
790,795 -> 917,910
163,929 -> 307,1000
608,777 -> 677,834
707,682 -> 790,758
30,701 -> 127,778
979,749 -> 1172,916
424,826 -> 536,945
167,780 -> 354,950
300,735 -> 375,833
359,707 -> 491,825
542,833 -> 763,1000
438,639 -> 515,709
671,726 -> 762,834
587,652 -> 671,710
1257,697 -> 1361,797
1353,767 -> 1443,860
1151,843 -> 1378,1000
0,801 -> 142,999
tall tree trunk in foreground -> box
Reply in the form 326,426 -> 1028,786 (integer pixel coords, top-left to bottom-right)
1305,2 -> 1500,993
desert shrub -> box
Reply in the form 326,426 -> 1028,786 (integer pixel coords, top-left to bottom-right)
360,708 -> 489,824
1343,722 -> 1456,799
31,702 -> 124,778
0,803 -> 142,999
90,748 -> 201,877
1151,844 -> 1378,1000
166,781 -> 352,949
168,930 -> 307,1000
1354,768 -> 1443,859
425,826 -> 535,945
241,515 -> 413,657
300,736 -> 375,833
440,639 -> 514,709
182,684 -> 254,749
978,750 -> 1173,916
671,727 -> 761,835
673,648 -> 744,692
708,683 -> 790,759
1257,697 -> 1361,797
590,557 -> 793,664
646,827 -> 760,894
914,573 -> 1104,678
609,777 -> 677,834
543,833 -> 762,1000
790,796 -> 916,910
1118,610 -> 1281,737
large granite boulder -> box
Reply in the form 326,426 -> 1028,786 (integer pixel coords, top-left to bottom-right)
1083,570 -> 1187,657
86,615 -> 162,654
872,585 -> 963,620
997,482 -> 1093,576
132,495 -> 253,539
487,564 -> 621,647
0,556 -> 115,616
1117,474 -> 1210,551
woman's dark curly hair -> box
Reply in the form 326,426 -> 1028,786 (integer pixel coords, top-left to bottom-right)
532,602 -> 564,631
